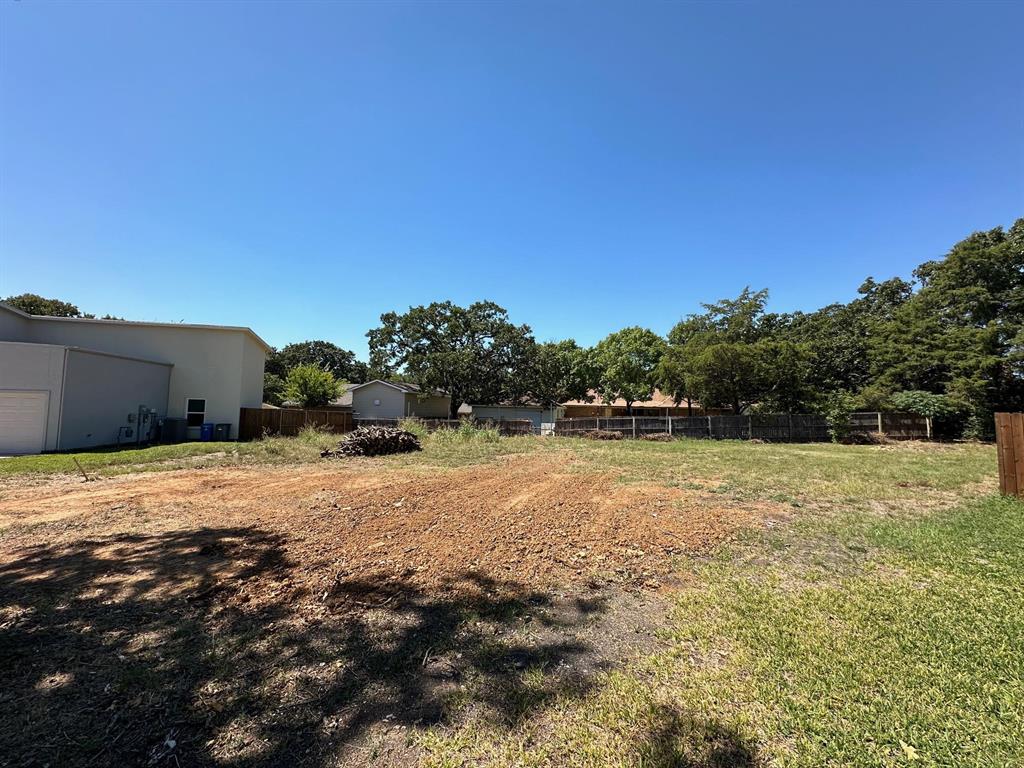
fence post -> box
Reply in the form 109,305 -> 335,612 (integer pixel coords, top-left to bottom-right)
707,415 -> 712,439
596,417 -> 600,432
877,411 -> 883,434
926,416 -> 932,440
788,413 -> 793,442
748,414 -> 753,440
632,416 -> 637,438
667,416 -> 672,436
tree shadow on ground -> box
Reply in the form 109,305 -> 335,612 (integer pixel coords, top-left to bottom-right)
0,526 -> 617,766
640,704 -> 759,767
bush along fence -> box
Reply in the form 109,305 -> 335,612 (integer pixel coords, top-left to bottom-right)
239,409 -> 534,439
553,412 -> 929,442
353,416 -> 535,437
994,413 -> 1024,497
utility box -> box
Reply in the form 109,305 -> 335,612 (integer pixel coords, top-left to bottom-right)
159,417 -> 188,444
214,423 -> 231,441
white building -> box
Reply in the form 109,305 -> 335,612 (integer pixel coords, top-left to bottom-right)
0,302 -> 269,453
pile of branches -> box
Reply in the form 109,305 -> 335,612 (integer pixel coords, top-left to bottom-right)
641,432 -> 674,442
321,426 -> 422,457
581,429 -> 624,440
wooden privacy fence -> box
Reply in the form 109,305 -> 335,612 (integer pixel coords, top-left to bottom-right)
995,413 -> 1024,497
553,412 -> 927,442
239,407 -> 353,440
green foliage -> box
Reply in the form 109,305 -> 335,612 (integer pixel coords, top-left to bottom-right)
430,420 -> 500,444
4,292 -> 85,317
591,327 -> 667,410
266,340 -> 368,383
822,391 -> 857,442
890,390 -> 958,419
661,291 -> 815,413
685,342 -> 758,413
524,339 -> 597,406
367,301 -> 536,417
2,293 -> 123,319
398,418 -> 429,440
262,372 -> 286,406
283,364 -> 341,408
868,220 -> 1024,433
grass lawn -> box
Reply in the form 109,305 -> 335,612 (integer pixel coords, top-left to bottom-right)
1,433 -> 1017,767
414,439 -> 1019,768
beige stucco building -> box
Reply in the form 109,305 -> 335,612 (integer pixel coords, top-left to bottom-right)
0,302 -> 269,453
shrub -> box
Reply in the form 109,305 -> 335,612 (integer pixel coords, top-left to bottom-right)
283,364 -> 341,408
398,418 -> 429,440
822,392 -> 857,443
432,420 -> 500,444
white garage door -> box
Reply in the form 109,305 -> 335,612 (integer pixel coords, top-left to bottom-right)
0,391 -> 49,454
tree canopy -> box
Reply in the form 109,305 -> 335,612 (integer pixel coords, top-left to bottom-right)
367,301 -> 536,418
3,293 -> 123,320
592,327 -> 666,411
266,340 -> 368,383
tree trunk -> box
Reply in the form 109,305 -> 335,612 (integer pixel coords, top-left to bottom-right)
449,397 -> 460,420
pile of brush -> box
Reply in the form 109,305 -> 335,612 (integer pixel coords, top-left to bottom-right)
321,426 -> 422,457
581,429 -> 624,440
640,432 -> 674,442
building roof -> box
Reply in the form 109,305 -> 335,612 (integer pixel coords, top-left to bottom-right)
0,302 -> 273,353
347,379 -> 448,398
562,388 -> 699,409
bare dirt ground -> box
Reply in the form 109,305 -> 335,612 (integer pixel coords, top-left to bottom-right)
0,454 -> 775,767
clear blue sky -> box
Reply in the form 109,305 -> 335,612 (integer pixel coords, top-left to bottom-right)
1,1 -> 1021,357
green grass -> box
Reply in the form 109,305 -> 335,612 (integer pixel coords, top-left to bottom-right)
416,440 -> 1018,768
0,426 -> 340,478
559,438 -> 995,502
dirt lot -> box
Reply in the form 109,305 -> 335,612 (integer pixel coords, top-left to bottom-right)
0,453 -> 774,767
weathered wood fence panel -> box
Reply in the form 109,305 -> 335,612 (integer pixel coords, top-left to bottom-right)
553,412 -> 927,443
239,408 -> 353,440
995,413 -> 1024,496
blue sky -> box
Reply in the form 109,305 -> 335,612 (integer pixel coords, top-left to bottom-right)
1,1 -> 1021,357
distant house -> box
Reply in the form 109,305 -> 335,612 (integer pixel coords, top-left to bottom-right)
459,403 -> 563,430
347,380 -> 450,421
561,389 -> 724,418
0,302 -> 269,453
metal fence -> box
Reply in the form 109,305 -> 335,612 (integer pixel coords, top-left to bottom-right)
552,412 -> 927,442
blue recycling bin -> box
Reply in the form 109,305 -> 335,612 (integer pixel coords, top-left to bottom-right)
200,422 -> 215,442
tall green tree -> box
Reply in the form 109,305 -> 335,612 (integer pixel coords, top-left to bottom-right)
869,219 -> 1024,434
266,340 -> 368,383
367,301 -> 535,418
591,327 -> 666,413
684,342 -> 759,414
524,340 -> 597,407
